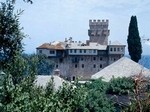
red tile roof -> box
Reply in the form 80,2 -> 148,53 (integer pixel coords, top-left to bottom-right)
36,43 -> 65,50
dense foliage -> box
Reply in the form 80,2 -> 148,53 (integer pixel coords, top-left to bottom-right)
22,54 -> 54,75
85,79 -> 115,112
2,53 -> 37,85
1,69 -> 150,112
127,16 -> 142,62
106,77 -> 134,95
0,0 -> 25,68
0,71 -> 115,112
36,54 -> 54,75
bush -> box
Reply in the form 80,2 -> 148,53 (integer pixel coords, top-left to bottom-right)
106,77 -> 134,95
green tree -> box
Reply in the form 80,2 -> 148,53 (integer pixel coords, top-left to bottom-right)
106,77 -> 134,95
22,54 -> 54,75
85,79 -> 115,112
127,16 -> 142,62
0,0 -> 25,69
36,54 -> 54,75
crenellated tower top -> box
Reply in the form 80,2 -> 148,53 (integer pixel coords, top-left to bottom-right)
89,19 -> 109,25
88,19 -> 110,45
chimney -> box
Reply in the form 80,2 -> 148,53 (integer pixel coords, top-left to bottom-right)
54,69 -> 60,76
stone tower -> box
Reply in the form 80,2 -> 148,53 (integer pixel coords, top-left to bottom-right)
88,19 -> 110,45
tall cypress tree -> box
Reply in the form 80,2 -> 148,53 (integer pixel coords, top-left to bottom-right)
127,16 -> 142,63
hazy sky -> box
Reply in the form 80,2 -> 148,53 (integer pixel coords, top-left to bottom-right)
14,0 -> 150,54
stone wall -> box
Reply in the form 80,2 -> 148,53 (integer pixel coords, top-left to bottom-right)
51,53 -> 124,80
52,55 -> 109,80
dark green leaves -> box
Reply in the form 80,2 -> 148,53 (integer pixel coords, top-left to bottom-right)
127,16 -> 142,62
0,0 -> 25,68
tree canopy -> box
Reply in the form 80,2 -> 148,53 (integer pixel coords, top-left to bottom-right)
0,0 -> 25,68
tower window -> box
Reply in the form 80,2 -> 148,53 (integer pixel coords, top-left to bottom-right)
56,64 -> 58,68
114,48 -> 116,51
84,50 -> 86,53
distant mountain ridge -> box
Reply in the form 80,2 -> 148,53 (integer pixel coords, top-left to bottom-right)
126,55 -> 150,69
139,55 -> 150,69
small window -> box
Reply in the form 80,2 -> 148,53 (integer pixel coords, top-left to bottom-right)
72,76 -> 76,81
93,50 -> 96,53
80,49 -> 82,53
117,48 -> 120,51
59,58 -> 63,63
147,84 -> 150,91
100,64 -> 102,68
121,48 -> 124,51
81,57 -> 84,61
75,64 -> 77,68
74,49 -> 76,53
84,50 -> 86,53
50,50 -> 55,54
89,50 -> 92,53
110,48 -> 113,51
70,49 -> 72,53
114,48 -> 116,51
39,50 -> 42,53
100,57 -> 103,61
56,64 -> 58,68
74,57 -> 78,62
93,64 -> 96,68
93,57 -> 96,60
82,64 -> 84,68
114,58 -> 116,61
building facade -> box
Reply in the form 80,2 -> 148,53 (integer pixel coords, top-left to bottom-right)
36,19 -> 125,80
